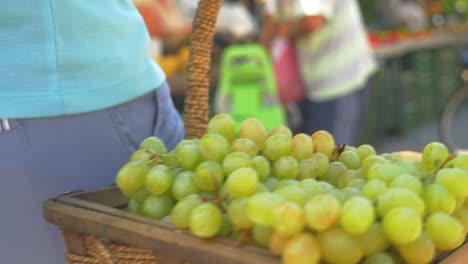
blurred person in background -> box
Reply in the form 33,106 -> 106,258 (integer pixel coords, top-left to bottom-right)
260,0 -> 377,145
0,1 -> 183,263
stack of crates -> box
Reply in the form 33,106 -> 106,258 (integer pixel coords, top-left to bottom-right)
432,47 -> 461,114
413,50 -> 436,123
358,66 -> 386,145
398,52 -> 424,133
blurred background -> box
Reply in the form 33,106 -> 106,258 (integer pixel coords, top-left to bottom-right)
133,0 -> 468,154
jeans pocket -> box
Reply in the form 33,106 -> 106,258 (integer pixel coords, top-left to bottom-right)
108,91 -> 158,155
0,120 -> 31,162
153,82 -> 184,151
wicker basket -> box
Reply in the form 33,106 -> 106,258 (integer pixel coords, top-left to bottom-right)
44,0 -> 468,263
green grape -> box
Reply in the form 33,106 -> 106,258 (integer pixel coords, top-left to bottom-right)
282,233 -> 320,264
207,113 -> 235,142
256,182 -> 270,193
222,152 -> 253,175
453,207 -> 468,233
423,184 -> 456,214
395,159 -> 419,175
327,189 -> 347,204
318,227 -> 363,264
200,191 -> 216,200
219,184 -> 228,199
252,156 -> 271,181
362,253 -> 397,264
361,155 -> 388,177
116,161 -> 148,191
122,189 -> 136,199
252,225 -> 273,247
311,153 -> 329,177
347,178 -> 366,189
142,194 -> 174,219
357,223 -> 390,256
456,197 -> 466,210
171,171 -> 200,201
161,215 -> 171,224
337,170 -> 360,189
345,145 -> 357,151
171,167 -> 184,176
339,150 -> 361,170
445,154 -> 468,170
199,134 -> 229,162
226,167 -> 258,198
298,179 -> 323,200
377,188 -> 425,217
341,187 -> 361,200
311,130 -> 335,160
436,168 -> 468,197
273,156 -> 299,180
433,231 -> 465,251
356,144 -> 376,161
290,133 -> 313,161
275,179 -> 300,190
397,232 -> 435,264
140,137 -> 167,154
231,138 -> 258,158
317,181 -> 335,193
340,197 -> 375,235
367,163 -> 406,184
390,174 -> 423,195
264,177 -> 279,190
145,165 -> 174,195
361,179 -> 387,202
383,207 -> 422,244
320,161 -> 347,186
190,203 -> 222,238
176,141 -> 203,170
268,125 -> 293,138
217,214 -> 232,237
247,193 -> 285,227
239,118 -> 268,150
381,153 -> 397,162
194,161 -> 224,191
273,202 -> 305,236
422,142 -> 450,170
304,194 -> 341,231
269,231 -> 291,256
127,198 -> 141,214
263,134 -> 292,161
130,149 -> 153,162
274,186 -> 307,206
132,188 -> 150,203
425,213 -> 464,248
228,198 -> 254,228
298,159 -> 320,180
170,194 -> 203,229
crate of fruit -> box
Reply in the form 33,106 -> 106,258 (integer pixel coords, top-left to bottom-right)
44,0 -> 468,263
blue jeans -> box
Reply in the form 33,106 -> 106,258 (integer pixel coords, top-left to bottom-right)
0,82 -> 184,264
296,84 -> 369,146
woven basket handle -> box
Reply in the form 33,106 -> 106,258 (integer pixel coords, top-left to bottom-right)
184,0 -> 224,139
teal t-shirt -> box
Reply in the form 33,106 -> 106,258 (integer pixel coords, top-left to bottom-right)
0,0 -> 166,118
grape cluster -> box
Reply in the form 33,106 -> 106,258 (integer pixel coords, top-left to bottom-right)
115,114 -> 468,264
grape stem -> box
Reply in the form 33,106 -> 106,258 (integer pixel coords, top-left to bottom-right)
146,153 -> 178,168
331,145 -> 346,162
233,228 -> 252,245
429,154 -> 457,176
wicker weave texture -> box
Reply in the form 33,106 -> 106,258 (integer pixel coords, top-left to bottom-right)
184,0 -> 224,139
66,236 -> 158,264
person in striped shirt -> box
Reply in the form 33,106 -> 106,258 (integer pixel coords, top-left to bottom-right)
260,0 -> 377,145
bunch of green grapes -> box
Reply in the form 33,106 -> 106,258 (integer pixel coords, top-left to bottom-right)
115,113 -> 468,264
